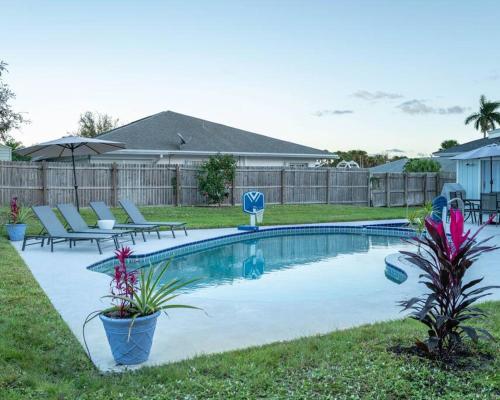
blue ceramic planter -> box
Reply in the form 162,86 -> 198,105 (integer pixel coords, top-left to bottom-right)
5,224 -> 27,241
100,311 -> 160,365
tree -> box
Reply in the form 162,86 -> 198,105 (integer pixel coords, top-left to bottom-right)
439,139 -> 459,151
403,158 -> 441,173
197,154 -> 236,206
4,137 -> 30,161
0,60 -> 28,144
465,95 -> 500,138
76,111 -> 119,138
322,149 -> 405,168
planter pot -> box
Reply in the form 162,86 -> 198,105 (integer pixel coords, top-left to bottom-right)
5,224 -> 27,241
97,219 -> 115,230
99,311 -> 160,365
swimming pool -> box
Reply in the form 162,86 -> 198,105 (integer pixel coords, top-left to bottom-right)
83,224 -> 499,366
89,225 -> 421,304
91,230 -> 415,289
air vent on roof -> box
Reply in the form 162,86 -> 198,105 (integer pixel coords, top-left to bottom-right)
176,132 -> 192,149
177,132 -> 187,145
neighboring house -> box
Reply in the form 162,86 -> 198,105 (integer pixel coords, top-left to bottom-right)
433,129 -> 500,158
434,129 -> 500,198
0,143 -> 12,161
90,111 -> 336,167
369,157 -> 456,173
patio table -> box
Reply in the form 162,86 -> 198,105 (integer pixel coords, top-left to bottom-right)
456,198 -> 480,223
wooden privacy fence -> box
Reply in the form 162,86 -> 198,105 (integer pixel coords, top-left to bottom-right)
0,161 -> 456,208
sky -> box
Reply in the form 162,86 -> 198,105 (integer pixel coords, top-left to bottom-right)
2,0 -> 500,157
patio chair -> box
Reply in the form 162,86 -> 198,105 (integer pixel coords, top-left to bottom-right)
56,203 -> 136,245
119,199 -> 188,238
89,201 -> 161,241
478,193 -> 498,224
449,191 -> 477,223
23,206 -> 118,254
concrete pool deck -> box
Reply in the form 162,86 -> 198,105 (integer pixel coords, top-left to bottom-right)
11,219 -> 500,372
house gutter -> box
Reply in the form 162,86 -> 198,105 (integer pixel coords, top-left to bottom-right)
433,151 -> 461,157
106,149 -> 339,159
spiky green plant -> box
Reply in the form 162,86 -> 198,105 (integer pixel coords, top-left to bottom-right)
83,250 -> 200,358
102,260 -> 200,318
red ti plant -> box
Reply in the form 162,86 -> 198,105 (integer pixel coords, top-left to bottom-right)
400,209 -> 499,356
110,247 -> 138,318
10,197 -> 20,223
4,197 -> 30,225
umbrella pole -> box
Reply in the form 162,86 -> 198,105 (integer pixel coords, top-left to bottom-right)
71,148 -> 80,211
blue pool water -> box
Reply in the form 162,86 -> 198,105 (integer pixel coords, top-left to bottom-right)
91,229 -> 418,294
88,227 -> 499,340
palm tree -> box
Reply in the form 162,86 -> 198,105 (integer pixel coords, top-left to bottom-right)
465,95 -> 500,138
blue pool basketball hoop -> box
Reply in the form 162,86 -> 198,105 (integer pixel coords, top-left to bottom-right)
238,191 -> 265,231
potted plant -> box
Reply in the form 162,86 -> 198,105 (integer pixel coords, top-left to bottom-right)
3,197 -> 30,241
85,247 -> 200,365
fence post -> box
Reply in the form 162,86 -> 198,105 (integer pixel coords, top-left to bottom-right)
386,172 -> 391,207
423,174 -> 427,204
41,161 -> 48,205
326,168 -> 330,204
435,173 -> 440,198
280,169 -> 286,204
111,162 -> 118,207
231,172 -> 236,206
175,165 -> 181,206
367,172 -> 371,207
403,173 -> 408,206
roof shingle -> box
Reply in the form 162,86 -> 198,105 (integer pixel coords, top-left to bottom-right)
97,111 -> 331,156
435,137 -> 500,156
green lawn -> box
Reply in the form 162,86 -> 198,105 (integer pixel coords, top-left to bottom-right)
2,204 -> 416,236
1,205 -> 499,399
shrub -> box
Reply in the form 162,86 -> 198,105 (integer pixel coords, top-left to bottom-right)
407,202 -> 433,237
197,154 -> 236,206
403,158 -> 441,173
399,209 -> 499,356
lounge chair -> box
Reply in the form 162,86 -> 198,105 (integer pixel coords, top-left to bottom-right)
23,206 -> 118,254
119,199 -> 187,238
89,201 -> 161,241
56,203 -> 136,245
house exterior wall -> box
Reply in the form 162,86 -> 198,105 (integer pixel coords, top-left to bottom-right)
480,159 -> 500,193
90,153 -> 319,167
0,145 -> 12,161
457,159 -> 481,199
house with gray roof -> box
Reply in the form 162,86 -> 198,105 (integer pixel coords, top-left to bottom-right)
433,129 -> 500,158
92,111 -> 336,167
369,157 -> 455,173
434,129 -> 500,197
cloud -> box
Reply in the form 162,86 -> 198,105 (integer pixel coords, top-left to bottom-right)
486,71 -> 499,81
353,90 -> 403,101
313,109 -> 354,117
397,99 -> 467,115
385,148 -> 405,153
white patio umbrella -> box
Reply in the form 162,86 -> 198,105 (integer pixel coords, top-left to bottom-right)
452,143 -> 500,193
17,136 -> 125,210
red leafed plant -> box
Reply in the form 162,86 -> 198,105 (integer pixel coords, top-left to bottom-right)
5,197 -> 30,225
400,209 -> 499,356
10,197 -> 19,223
110,247 -> 138,318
